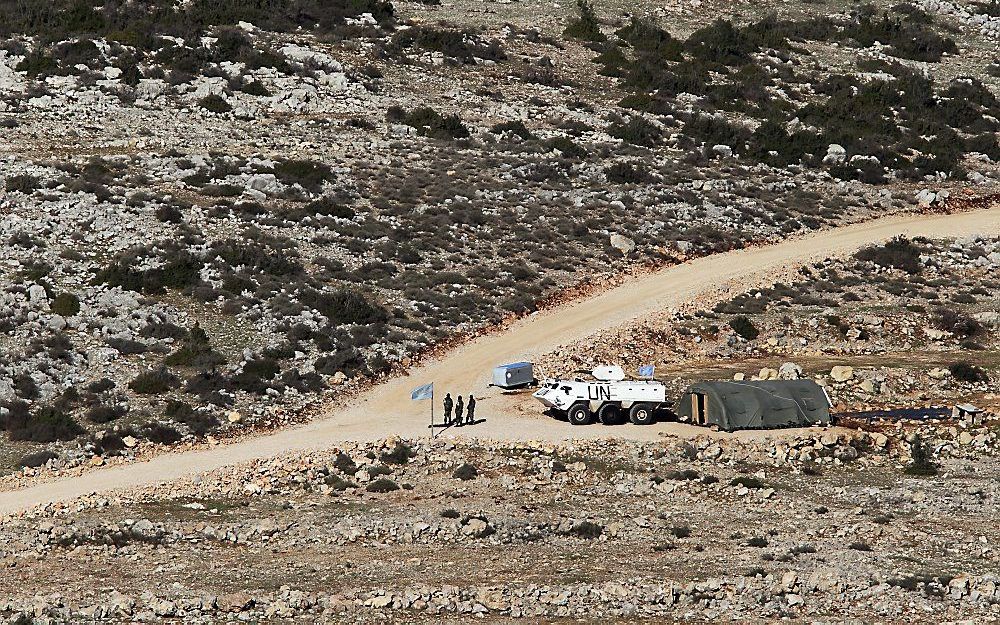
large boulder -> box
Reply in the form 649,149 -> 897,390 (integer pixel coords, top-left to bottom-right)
778,362 -> 803,380
830,365 -> 854,382
756,367 -> 779,381
822,144 -> 846,165
610,234 -> 636,255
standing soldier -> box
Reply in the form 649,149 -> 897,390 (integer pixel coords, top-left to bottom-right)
454,395 -> 465,426
466,395 -> 476,425
443,393 -> 454,425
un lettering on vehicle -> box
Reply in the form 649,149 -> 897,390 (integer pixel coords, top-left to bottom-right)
587,385 -> 611,401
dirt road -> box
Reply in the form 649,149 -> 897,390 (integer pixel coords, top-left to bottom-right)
2,206 -> 1000,515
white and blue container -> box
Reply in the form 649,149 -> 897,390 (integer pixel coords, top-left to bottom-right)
492,362 -> 534,389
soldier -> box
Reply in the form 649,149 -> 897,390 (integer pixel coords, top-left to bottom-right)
466,395 -> 476,425
443,393 -> 454,425
454,395 -> 465,426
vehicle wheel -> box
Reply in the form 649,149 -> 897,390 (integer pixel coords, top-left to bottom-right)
598,403 -> 623,425
568,403 -> 593,426
629,403 -> 656,425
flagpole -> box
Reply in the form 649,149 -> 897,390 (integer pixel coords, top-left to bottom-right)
430,385 -> 435,439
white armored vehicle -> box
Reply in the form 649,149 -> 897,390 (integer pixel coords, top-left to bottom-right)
532,365 -> 666,426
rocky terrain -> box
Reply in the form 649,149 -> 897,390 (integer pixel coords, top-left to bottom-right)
2,0 -> 1000,621
2,0 -> 1000,475
3,429 -> 1000,623
542,235 -> 1000,415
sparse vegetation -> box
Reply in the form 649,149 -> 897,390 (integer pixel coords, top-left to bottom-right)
949,361 -> 988,383
366,478 -> 400,493
904,438 -> 939,476
729,316 -> 759,341
563,0 -> 605,42
855,237 -> 923,274
452,463 -> 478,480
569,520 -> 604,538
387,106 -> 470,140
381,442 -> 416,465
128,368 -> 180,395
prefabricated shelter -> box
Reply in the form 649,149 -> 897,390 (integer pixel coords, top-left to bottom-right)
953,403 -> 983,424
492,362 -> 535,389
675,380 -> 831,431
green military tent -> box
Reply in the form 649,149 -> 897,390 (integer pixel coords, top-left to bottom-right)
675,380 -> 831,431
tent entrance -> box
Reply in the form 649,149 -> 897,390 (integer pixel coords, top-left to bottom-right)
692,393 -> 708,424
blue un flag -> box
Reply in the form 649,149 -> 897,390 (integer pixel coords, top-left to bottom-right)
410,382 -> 434,400
638,365 -> 655,378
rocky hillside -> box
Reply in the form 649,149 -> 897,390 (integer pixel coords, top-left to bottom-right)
542,235 -> 1000,411
2,431 -> 1000,622
1,0 -> 999,471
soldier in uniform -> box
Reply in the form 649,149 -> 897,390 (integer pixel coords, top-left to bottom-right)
466,395 -> 476,425
443,393 -> 454,425
454,395 -> 465,426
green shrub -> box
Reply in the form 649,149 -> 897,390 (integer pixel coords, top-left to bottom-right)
240,80 -> 270,96
199,94 -> 231,113
0,0 -> 395,41
323,474 -> 356,490
366,477 -> 400,492
15,51 -> 57,77
381,442 -> 416,465
843,6 -> 957,62
232,357 -> 280,393
334,451 -> 359,475
5,174 -> 40,193
156,204 -> 183,223
300,288 -> 388,325
129,367 -> 180,395
683,114 -> 750,148
94,248 -> 204,294
607,116 -> 661,146
391,25 -> 505,63
87,378 -> 115,393
9,406 -> 84,443
616,16 -> 683,60
605,161 -> 651,184
18,450 -> 58,468
452,463 -> 478,480
563,0 -> 605,41
164,324 -> 226,368
545,136 -> 587,158
211,236 -> 302,277
729,316 -> 759,341
665,468 -> 700,480
855,237 -> 922,274
50,292 -> 81,316
387,106 -> 470,140
730,475 -> 766,489
491,119 -> 534,139
285,196 -> 354,221
935,308 -> 983,339
669,525 -> 691,538
165,400 -> 219,436
273,159 -> 334,192
569,520 -> 604,538
685,18 -> 772,65
142,422 -> 182,444
949,361 -> 988,383
87,404 -> 125,424
903,437 -> 938,475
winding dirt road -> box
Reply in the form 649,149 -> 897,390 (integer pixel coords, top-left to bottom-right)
2,205 -> 1000,515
